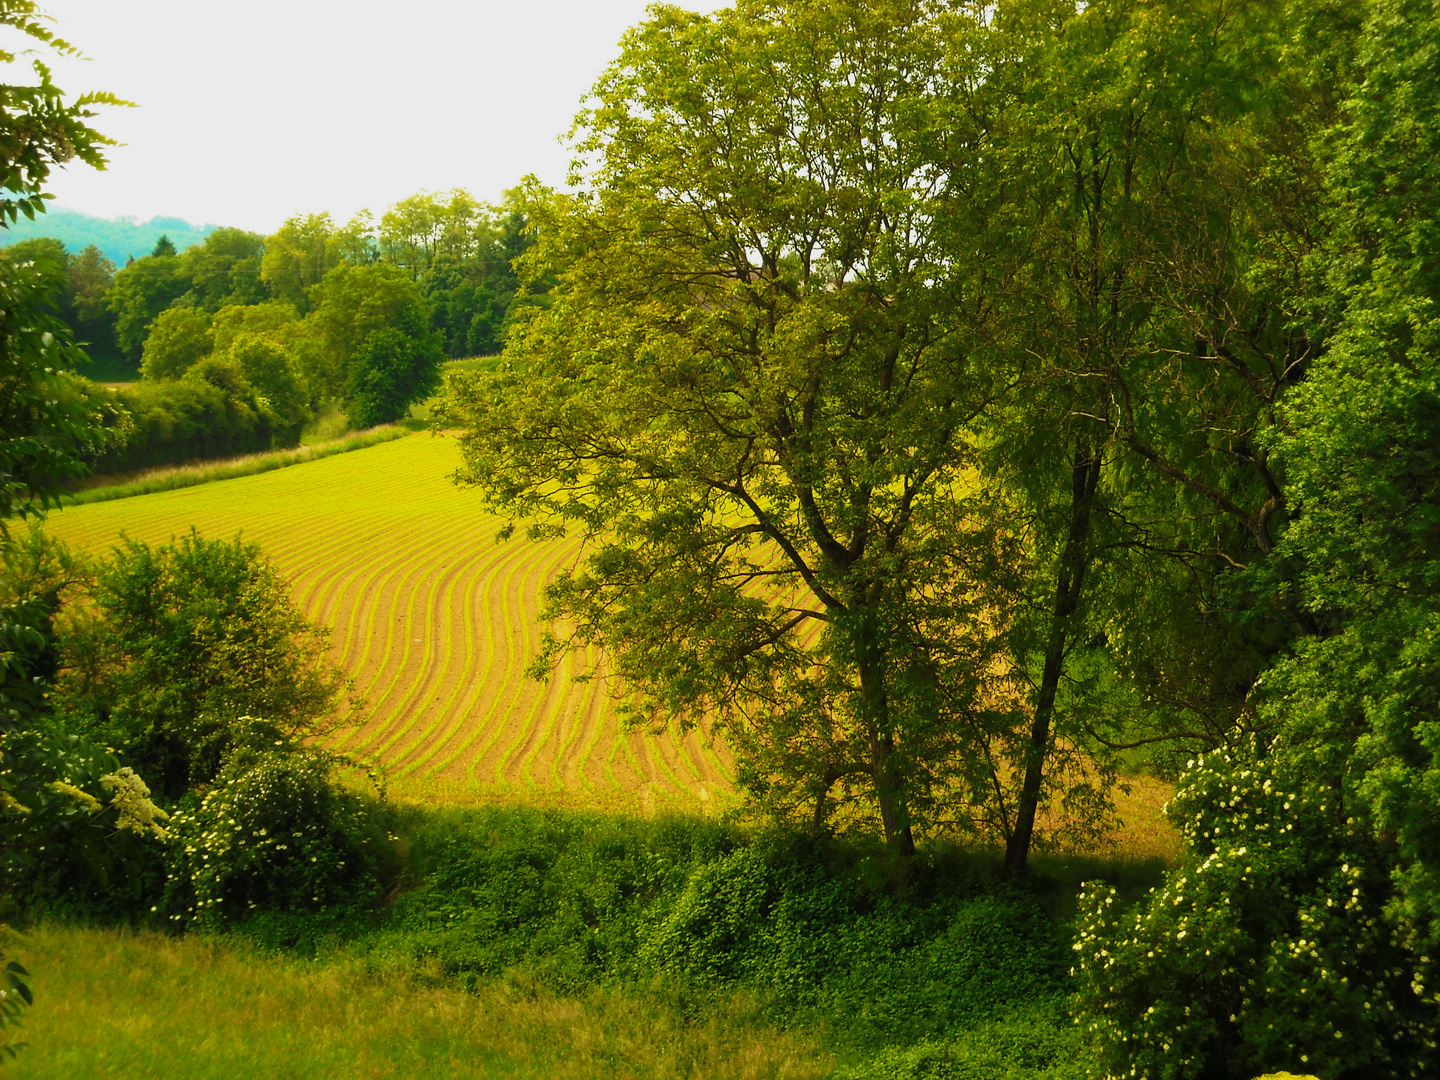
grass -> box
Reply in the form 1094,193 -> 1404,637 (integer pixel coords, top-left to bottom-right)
6,800 -> 1159,1080
3,923 -> 832,1080
57,426 -> 415,508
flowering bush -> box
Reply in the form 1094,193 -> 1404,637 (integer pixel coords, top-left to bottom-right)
1072,736 -> 1439,1079
161,747 -> 384,932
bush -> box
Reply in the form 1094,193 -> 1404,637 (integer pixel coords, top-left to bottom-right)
1071,737 -> 1439,1080
223,333 -> 308,439
640,839 -> 1065,1043
56,531 -> 351,798
160,749 -> 385,939
378,812 -> 1066,1048
90,370 -> 287,474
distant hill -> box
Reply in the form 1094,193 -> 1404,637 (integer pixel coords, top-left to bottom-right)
0,207 -> 222,266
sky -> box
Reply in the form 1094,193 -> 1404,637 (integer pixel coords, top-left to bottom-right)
19,0 -> 730,234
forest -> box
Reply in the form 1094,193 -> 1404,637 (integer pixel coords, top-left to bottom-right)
0,189 -> 542,472
3,0 -> 1440,1077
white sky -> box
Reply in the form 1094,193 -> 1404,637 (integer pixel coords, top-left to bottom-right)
23,0 -> 731,234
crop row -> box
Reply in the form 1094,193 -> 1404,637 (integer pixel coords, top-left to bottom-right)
43,433 -> 736,811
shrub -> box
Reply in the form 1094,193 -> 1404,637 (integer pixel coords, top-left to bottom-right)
1072,737 -> 1439,1080
640,839 -> 1065,1043
56,531 -> 351,798
90,372 -> 285,474
223,333 -> 309,439
160,748 -> 385,938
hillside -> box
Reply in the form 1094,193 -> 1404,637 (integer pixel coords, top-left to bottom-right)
0,207 -> 219,263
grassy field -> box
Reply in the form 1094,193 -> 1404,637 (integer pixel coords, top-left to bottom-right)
42,431 -> 736,812
3,923 -> 830,1080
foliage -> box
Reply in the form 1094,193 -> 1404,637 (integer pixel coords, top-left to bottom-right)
1072,3 -> 1440,1075
223,333 -> 310,436
55,530 -> 352,798
0,926 -> 30,1063
138,304 -> 213,380
0,257 -> 117,528
105,249 -> 187,361
377,187 -> 538,358
175,227 -> 266,311
160,748 -> 385,937
89,369 -> 289,474
0,1 -> 125,229
305,262 -> 434,399
60,425 -> 410,508
636,840 -> 1066,1041
380,807 -> 1071,1050
260,212 -> 370,313
837,1006 -> 1085,1080
0,238 -> 126,376
444,0 -> 1035,865
1073,739 -> 1436,1079
343,321 -> 443,427
0,527 -> 170,924
210,300 -> 303,354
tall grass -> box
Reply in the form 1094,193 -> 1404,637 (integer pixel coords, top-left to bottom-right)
57,426 -> 414,508
4,923 -> 831,1080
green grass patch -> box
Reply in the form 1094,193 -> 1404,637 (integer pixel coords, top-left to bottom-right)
56,426 -> 414,508
7,802 -> 1161,1077
4,922 -> 832,1080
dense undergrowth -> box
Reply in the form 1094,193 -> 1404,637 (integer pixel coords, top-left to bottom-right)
6,801 -> 1160,1078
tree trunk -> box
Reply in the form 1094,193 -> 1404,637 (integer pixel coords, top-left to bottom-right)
857,638 -> 916,873
1004,444 -> 1102,878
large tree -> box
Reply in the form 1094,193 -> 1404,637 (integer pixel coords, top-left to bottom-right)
964,0 -> 1357,870
447,0 -> 1033,865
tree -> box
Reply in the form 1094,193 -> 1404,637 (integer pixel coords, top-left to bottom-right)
106,250 -> 186,361
344,319 -> 443,427
139,304 -> 213,380
149,234 -> 176,258
1261,0 -> 1440,959
63,244 -> 123,373
211,300 -> 303,353
1072,0 -> 1440,1073
379,188 -> 484,283
260,212 -> 369,313
176,227 -> 266,311
0,1 -> 127,1051
305,262 -> 434,399
446,0 -> 1030,866
224,333 -> 309,437
56,531 -> 353,799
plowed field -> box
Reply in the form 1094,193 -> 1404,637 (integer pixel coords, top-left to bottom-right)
42,433 -> 735,811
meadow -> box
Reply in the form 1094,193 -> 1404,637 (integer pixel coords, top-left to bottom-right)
42,430 -> 736,813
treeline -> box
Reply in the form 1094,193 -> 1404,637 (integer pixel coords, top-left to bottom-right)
4,189 -> 542,473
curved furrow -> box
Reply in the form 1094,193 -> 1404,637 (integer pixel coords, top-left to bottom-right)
42,434 -> 739,810
475,536 -> 586,786
421,530 -> 572,781
337,515 -> 500,755
371,531 -> 529,770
